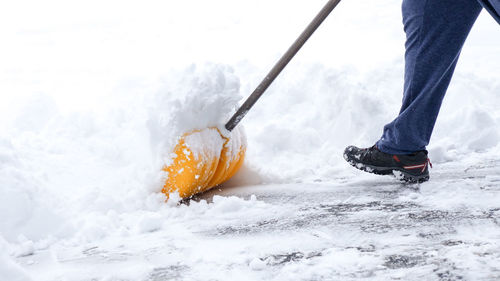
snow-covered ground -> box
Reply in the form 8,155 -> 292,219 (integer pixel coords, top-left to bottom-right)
1,0 -> 500,280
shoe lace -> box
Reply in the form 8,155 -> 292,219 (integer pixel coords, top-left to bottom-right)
361,145 -> 379,161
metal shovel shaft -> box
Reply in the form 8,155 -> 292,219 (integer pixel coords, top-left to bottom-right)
225,0 -> 342,132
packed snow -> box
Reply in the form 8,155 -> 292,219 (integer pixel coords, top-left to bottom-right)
1,0 -> 499,280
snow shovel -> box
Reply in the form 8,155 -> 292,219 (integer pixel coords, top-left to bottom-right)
162,0 -> 342,199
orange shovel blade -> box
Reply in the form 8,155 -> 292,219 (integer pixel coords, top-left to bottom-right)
162,127 -> 246,199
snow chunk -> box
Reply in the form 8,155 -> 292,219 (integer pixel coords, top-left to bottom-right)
249,258 -> 266,271
136,212 -> 164,233
147,63 -> 242,170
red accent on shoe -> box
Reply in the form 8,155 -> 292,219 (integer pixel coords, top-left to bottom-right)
403,158 -> 432,173
403,163 -> 428,173
393,155 -> 400,162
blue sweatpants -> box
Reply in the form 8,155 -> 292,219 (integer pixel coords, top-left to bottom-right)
376,0 -> 499,155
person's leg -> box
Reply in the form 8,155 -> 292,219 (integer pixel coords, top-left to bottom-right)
478,0 -> 500,24
376,0 -> 482,155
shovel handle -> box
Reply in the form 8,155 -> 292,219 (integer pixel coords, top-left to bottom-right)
225,0 -> 342,132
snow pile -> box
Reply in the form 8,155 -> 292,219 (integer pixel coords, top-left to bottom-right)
431,73 -> 500,156
147,64 -> 242,167
0,115 -> 67,243
0,63 -> 245,279
239,63 -> 404,182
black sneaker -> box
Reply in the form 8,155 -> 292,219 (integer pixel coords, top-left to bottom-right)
343,145 -> 431,183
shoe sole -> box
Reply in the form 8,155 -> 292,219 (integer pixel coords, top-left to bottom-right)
345,159 -> 429,183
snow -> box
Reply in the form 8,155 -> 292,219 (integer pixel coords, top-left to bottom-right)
1,0 -> 500,280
